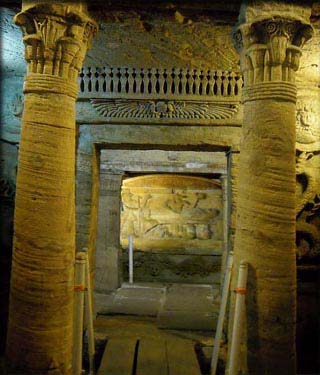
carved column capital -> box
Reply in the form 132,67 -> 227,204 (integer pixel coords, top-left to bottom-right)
14,2 -> 97,84
233,4 -> 313,87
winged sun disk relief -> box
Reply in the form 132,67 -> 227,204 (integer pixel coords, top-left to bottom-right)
90,99 -> 239,120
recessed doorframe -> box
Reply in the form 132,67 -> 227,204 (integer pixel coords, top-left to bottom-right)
95,144 -> 233,304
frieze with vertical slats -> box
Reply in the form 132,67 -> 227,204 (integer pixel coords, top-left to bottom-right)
78,66 -> 243,100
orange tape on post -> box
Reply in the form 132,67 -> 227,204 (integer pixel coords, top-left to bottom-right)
74,285 -> 87,292
234,288 -> 247,295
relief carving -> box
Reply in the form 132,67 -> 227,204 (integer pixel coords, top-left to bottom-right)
91,98 -> 239,120
12,94 -> 24,117
296,194 -> 320,261
120,175 -> 222,252
296,101 -> 319,144
296,150 -> 320,260
295,97 -> 320,260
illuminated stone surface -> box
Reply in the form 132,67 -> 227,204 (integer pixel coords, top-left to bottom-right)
120,174 -> 222,252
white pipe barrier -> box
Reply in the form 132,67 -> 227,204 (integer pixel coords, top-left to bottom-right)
227,260 -> 248,375
211,252 -> 234,375
73,252 -> 87,375
85,254 -> 95,375
128,234 -> 134,284
220,174 -> 229,287
222,175 -> 229,259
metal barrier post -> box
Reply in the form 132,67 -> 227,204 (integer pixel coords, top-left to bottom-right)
73,252 -> 86,375
211,252 -> 234,374
227,260 -> 248,375
128,234 -> 134,284
85,253 -> 95,374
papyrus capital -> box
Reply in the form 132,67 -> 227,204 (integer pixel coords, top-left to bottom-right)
14,2 -> 97,82
232,2 -> 313,86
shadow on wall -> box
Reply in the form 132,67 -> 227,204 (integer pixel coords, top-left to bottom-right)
0,179 -> 14,354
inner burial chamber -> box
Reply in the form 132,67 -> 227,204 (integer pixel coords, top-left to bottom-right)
120,174 -> 223,284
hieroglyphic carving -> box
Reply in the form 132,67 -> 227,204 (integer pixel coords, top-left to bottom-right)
91,99 -> 239,120
120,175 -> 222,252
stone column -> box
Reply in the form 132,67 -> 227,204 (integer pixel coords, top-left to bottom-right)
230,2 -> 313,373
6,3 -> 96,374
96,172 -> 123,297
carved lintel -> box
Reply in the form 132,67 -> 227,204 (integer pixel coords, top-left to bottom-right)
14,3 -> 97,84
90,98 -> 239,121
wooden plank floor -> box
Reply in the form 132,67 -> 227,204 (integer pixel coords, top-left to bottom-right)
98,338 -> 137,375
98,337 -> 202,375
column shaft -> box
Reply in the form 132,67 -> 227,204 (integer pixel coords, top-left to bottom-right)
235,84 -> 297,373
6,3 -> 96,374
7,77 -> 77,374
230,3 -> 313,373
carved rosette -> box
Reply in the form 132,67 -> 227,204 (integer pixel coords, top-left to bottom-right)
14,3 -> 97,84
233,16 -> 313,88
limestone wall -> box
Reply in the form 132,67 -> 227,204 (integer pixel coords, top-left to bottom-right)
85,5 -> 239,70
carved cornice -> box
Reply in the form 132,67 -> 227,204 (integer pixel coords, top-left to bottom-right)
14,3 -> 97,84
91,99 -> 239,121
76,66 -> 242,125
233,15 -> 313,87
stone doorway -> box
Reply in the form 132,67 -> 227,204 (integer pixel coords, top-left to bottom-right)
94,148 -> 230,330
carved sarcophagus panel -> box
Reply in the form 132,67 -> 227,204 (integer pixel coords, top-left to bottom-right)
120,174 -> 223,254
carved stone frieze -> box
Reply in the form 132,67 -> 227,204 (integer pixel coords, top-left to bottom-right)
79,67 -> 243,99
91,98 -> 239,120
14,3 -> 97,83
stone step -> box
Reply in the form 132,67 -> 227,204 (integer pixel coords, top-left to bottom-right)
157,283 -> 220,330
157,310 -> 218,330
95,282 -> 221,329
104,283 -> 166,316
